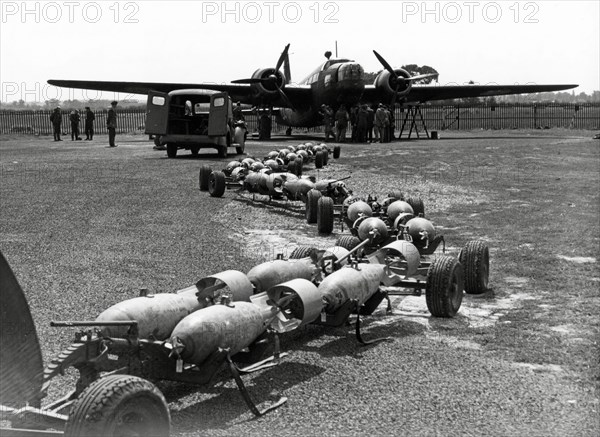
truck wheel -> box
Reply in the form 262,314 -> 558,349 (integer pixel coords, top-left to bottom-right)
64,374 -> 170,437
315,151 -> 324,169
289,246 -> 316,259
153,135 -> 162,147
199,165 -> 212,191
190,146 -> 200,156
425,256 -> 464,318
305,189 -> 321,224
317,196 -> 334,234
407,197 -> 425,217
166,144 -> 177,158
208,171 -> 226,197
333,145 -> 341,159
336,235 -> 361,251
459,240 -> 489,295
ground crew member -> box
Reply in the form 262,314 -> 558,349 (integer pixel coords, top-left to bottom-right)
233,101 -> 245,121
375,104 -> 389,143
356,104 -> 368,143
107,101 -> 118,147
50,106 -> 62,141
84,107 -> 95,140
366,105 -> 375,143
319,104 -> 335,141
388,106 -> 395,141
70,110 -> 82,141
350,105 -> 359,142
334,105 -> 349,142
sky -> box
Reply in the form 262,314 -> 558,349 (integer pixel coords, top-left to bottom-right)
1,0 -> 598,103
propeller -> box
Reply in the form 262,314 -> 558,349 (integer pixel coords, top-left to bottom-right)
232,44 -> 295,110
373,50 -> 439,106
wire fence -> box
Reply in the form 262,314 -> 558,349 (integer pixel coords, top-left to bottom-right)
1,104 -> 598,135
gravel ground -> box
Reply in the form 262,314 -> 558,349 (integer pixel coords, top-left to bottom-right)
0,130 -> 598,436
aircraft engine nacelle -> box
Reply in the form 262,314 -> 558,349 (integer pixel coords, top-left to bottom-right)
250,68 -> 287,101
374,68 -> 413,100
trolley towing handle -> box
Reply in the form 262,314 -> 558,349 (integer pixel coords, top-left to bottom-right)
327,175 -> 351,186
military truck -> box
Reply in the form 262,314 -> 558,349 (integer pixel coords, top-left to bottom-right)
146,90 -> 247,158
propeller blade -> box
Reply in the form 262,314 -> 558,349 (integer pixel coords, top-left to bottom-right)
275,44 -> 291,74
231,78 -> 263,84
277,88 -> 296,111
406,73 -> 439,82
373,50 -> 397,78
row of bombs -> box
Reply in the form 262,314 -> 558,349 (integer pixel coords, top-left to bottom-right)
334,195 -> 432,247
94,245 -> 395,368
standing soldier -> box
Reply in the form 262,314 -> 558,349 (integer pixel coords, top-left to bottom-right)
388,105 -> 395,141
107,101 -> 118,147
375,104 -> 388,143
356,104 -> 368,143
69,110 -> 82,141
334,105 -> 349,143
84,106 -> 95,140
366,105 -> 375,143
319,104 -> 335,141
50,106 -> 62,141
350,105 -> 359,142
232,101 -> 245,121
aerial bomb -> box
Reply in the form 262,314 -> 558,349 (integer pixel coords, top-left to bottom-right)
357,217 -> 389,243
318,264 -> 386,313
347,200 -> 373,222
247,258 -> 317,293
169,279 -> 321,365
386,200 -> 414,222
405,217 -> 436,247
95,270 -> 253,339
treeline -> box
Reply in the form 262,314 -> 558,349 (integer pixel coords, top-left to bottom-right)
0,99 -> 147,111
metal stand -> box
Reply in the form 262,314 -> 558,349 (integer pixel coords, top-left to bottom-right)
399,106 -> 429,139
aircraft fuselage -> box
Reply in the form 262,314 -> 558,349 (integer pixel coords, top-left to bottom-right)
277,58 -> 366,128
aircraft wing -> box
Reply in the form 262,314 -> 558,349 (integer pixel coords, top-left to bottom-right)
362,83 -> 578,104
47,79 -> 312,107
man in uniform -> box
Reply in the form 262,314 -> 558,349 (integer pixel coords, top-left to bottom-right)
70,110 -> 82,141
366,105 -> 375,143
50,106 -> 62,141
334,105 -> 349,143
319,104 -> 334,141
356,104 -> 368,143
107,101 -> 118,147
375,104 -> 389,143
84,106 -> 95,140
232,101 -> 245,121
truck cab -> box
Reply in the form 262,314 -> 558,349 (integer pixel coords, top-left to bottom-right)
145,90 -> 247,158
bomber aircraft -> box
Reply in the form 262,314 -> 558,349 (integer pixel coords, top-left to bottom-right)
48,44 -> 577,129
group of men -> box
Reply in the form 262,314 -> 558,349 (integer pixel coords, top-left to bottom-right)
50,101 -> 118,147
319,103 -> 396,143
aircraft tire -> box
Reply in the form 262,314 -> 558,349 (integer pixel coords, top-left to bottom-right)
64,374 -> 170,437
305,189 -> 321,224
459,240 -> 489,295
333,145 -> 341,159
425,255 -> 464,318
166,144 -> 177,158
406,197 -> 425,217
315,151 -> 324,169
208,171 -> 226,197
154,135 -> 162,147
199,165 -> 212,191
317,196 -> 334,234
